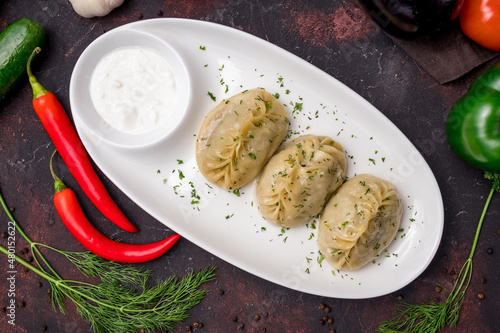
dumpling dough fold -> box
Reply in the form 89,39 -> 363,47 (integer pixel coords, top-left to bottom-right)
196,89 -> 289,190
318,174 -> 403,271
256,135 -> 346,227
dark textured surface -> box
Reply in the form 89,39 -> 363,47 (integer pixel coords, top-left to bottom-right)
388,21 -> 499,84
0,1 -> 499,332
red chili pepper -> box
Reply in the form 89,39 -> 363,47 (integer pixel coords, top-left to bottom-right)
27,47 -> 138,233
50,151 -> 180,263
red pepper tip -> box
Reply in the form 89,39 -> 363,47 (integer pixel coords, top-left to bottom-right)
124,224 -> 139,233
170,233 -> 181,242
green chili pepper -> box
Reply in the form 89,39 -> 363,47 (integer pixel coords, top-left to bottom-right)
446,62 -> 500,172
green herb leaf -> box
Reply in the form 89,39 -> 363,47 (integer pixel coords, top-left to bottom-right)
377,172 -> 498,332
0,188 -> 216,333
485,171 -> 500,192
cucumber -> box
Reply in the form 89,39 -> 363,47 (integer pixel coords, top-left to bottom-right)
0,18 -> 46,101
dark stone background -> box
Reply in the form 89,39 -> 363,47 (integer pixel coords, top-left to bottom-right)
0,1 -> 498,332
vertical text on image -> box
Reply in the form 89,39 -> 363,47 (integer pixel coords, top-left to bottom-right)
5,220 -> 17,325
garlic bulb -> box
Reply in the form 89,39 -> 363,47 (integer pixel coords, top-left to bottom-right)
69,0 -> 125,18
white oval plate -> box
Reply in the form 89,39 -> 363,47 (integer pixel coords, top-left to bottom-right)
70,18 -> 444,299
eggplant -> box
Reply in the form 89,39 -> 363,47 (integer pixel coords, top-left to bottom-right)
357,0 -> 463,40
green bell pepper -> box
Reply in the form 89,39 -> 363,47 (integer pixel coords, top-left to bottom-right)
446,62 -> 500,172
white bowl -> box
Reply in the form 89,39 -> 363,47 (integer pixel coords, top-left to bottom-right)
69,28 -> 191,149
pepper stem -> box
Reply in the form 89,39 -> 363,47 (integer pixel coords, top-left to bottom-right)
27,47 -> 49,100
50,150 -> 67,193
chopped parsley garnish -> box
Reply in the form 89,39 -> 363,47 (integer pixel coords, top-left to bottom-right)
317,252 -> 325,265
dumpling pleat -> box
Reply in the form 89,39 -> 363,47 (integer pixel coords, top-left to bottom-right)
318,174 -> 403,271
257,134 -> 347,227
196,89 -> 289,190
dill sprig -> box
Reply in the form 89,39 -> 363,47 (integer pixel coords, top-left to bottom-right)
377,172 -> 499,333
39,244 -> 151,285
0,188 -> 216,333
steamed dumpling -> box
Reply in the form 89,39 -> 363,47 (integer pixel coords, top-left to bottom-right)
256,135 -> 346,227
196,89 -> 289,190
318,174 -> 403,271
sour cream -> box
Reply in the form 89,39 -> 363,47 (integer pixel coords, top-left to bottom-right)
89,46 -> 177,134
